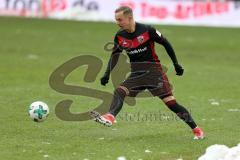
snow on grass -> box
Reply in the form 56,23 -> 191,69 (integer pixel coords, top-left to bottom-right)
198,144 -> 240,160
228,109 -> 240,112
43,155 -> 49,158
27,54 -> 39,60
117,156 -> 126,160
208,99 -> 220,106
144,149 -> 152,153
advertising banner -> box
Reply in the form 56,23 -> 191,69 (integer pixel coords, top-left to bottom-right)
0,0 -> 240,27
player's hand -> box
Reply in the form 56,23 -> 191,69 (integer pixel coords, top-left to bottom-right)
174,63 -> 184,76
100,74 -> 109,86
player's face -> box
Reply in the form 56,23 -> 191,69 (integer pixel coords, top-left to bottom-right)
115,11 -> 132,30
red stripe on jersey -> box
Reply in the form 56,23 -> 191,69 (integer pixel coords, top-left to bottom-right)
118,36 -> 132,48
150,41 -> 159,62
157,64 -> 172,96
118,31 -> 150,48
150,41 -> 172,96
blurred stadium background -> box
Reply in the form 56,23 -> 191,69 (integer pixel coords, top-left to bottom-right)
0,0 -> 240,160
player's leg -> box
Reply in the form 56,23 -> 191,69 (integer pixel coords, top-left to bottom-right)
147,64 -> 204,139
160,95 -> 204,139
109,86 -> 129,116
91,86 -> 128,126
92,71 -> 144,127
161,95 -> 196,128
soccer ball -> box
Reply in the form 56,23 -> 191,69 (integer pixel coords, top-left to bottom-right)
28,101 -> 49,122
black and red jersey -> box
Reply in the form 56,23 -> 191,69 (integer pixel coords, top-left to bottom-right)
104,22 -> 178,76
113,22 -> 165,63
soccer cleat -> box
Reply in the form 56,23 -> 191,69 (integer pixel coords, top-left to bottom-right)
90,111 -> 115,127
193,127 -> 204,140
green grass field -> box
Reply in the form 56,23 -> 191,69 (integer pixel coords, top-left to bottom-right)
0,16 -> 240,160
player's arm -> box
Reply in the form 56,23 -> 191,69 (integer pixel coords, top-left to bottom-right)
149,26 -> 184,76
100,38 -> 123,86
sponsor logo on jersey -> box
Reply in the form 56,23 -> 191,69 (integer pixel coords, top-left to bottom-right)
126,47 -> 147,55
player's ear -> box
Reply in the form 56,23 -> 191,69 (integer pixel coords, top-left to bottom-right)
128,15 -> 133,21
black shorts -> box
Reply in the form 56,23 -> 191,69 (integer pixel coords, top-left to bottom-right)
120,62 -> 173,98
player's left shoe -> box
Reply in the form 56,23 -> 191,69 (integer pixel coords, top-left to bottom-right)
193,127 -> 204,140
90,111 -> 115,127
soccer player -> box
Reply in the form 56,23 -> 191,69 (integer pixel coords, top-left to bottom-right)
92,6 -> 204,139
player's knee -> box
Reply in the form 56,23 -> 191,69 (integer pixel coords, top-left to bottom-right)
162,96 -> 176,107
113,86 -> 128,103
116,86 -> 129,96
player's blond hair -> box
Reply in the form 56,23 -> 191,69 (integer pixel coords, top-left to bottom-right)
115,6 -> 133,16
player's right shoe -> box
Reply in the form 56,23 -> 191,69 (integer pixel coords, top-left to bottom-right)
90,111 -> 115,127
193,127 -> 204,140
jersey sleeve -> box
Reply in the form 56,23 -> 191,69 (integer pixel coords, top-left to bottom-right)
148,26 -> 179,64
112,35 -> 123,54
148,26 -> 164,44
103,34 -> 122,76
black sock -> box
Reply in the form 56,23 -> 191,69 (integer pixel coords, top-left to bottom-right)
166,102 -> 197,129
109,88 -> 126,117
